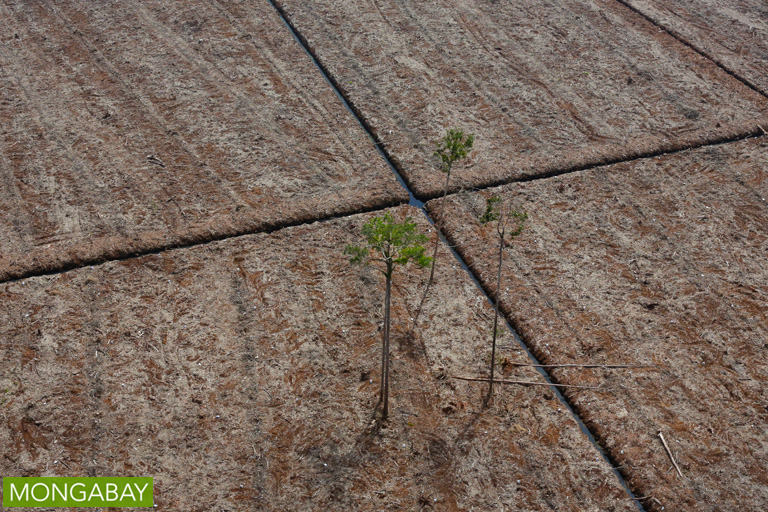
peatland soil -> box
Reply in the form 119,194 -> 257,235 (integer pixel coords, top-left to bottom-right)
275,0 -> 768,197
1,207 -> 636,511
0,0 -> 406,282
428,137 -> 768,512
2,1 -> 767,511
621,0 -> 768,94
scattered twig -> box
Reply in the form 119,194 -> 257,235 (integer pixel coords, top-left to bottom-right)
453,376 -> 600,389
164,194 -> 186,217
505,362 -> 655,369
146,155 -> 165,167
758,125 -> 767,135
658,431 -> 683,478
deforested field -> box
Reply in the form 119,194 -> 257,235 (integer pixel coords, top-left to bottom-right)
621,0 -> 768,95
274,0 -> 768,197
0,0 -> 406,282
1,1 -> 766,511
1,206 -> 637,511
428,137 -> 768,511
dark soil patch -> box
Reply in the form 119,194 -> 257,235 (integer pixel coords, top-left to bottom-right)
274,0 -> 768,197
428,137 -> 768,512
0,0 -> 406,283
0,206 -> 636,511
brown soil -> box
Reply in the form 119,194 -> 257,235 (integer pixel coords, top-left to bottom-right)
1,206 -> 637,511
274,0 -> 768,197
4,1 -> 767,511
623,0 -> 768,94
0,0 -> 406,282
427,137 -> 768,512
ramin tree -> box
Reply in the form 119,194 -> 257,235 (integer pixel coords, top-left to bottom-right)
479,195 -> 527,397
345,213 -> 432,419
413,128 -> 474,326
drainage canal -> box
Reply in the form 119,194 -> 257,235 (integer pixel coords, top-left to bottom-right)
268,1 -> 645,509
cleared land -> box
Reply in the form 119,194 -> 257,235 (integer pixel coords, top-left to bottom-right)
0,206 -> 636,511
623,0 -> 768,94
428,137 -> 768,512
0,0 -> 406,282
3,1 -> 767,511
275,0 -> 768,197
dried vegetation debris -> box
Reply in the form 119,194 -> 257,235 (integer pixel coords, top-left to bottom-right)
1,206 -> 635,511
275,0 -> 768,197
4,0 -> 767,510
622,0 -> 768,94
0,0 -> 405,282
428,138 -> 768,512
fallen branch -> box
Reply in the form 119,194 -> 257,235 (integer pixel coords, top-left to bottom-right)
505,362 -> 655,370
146,155 -> 165,167
453,376 -> 600,389
658,431 -> 683,478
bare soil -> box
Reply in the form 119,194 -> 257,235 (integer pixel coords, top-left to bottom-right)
0,206 -> 637,511
428,137 -> 768,512
274,0 -> 768,197
623,0 -> 768,94
0,0 -> 406,282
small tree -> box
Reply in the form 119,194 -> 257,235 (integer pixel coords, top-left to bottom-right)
413,128 -> 475,326
479,195 -> 527,397
345,213 -> 432,419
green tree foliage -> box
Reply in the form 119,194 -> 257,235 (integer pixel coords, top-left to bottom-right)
435,128 -> 475,174
479,195 -> 527,397
345,213 -> 432,420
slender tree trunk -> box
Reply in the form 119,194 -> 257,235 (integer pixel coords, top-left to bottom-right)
489,232 -> 504,397
379,297 -> 386,403
382,268 -> 392,419
412,167 -> 452,330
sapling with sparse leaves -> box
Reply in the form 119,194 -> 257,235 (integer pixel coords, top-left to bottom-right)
413,128 -> 474,327
479,195 -> 527,397
345,213 -> 432,420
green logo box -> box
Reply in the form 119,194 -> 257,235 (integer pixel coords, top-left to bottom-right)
2,477 -> 153,508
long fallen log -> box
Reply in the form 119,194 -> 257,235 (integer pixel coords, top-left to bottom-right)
503,362 -> 656,369
453,376 -> 600,389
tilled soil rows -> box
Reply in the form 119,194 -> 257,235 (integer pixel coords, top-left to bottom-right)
0,0 -> 406,282
1,206 -> 637,511
622,0 -> 768,95
274,0 -> 768,197
427,137 -> 768,512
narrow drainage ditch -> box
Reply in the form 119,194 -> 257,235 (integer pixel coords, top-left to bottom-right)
268,1 -> 645,509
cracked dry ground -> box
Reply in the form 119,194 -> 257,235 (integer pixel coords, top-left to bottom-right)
1,0 -> 767,511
